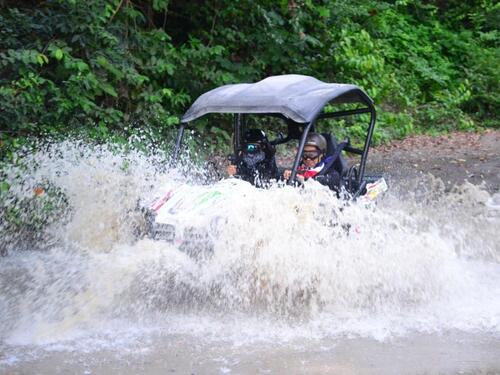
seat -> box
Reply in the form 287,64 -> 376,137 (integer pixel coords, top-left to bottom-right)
321,133 -> 349,176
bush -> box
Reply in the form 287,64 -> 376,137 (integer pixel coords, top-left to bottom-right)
0,0 -> 498,158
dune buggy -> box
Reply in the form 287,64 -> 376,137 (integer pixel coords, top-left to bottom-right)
141,74 -> 387,249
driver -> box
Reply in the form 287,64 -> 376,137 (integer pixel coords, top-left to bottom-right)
284,133 -> 341,191
227,128 -> 279,186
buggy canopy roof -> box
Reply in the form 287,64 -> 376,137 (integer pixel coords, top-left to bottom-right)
181,74 -> 373,124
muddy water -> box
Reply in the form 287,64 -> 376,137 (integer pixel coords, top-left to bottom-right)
1,142 -> 499,374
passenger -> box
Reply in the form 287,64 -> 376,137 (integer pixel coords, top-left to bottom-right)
283,133 -> 341,191
227,129 -> 279,186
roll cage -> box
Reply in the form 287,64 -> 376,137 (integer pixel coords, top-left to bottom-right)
172,74 -> 377,196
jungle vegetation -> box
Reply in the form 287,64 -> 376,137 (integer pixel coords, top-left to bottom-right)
0,0 -> 498,158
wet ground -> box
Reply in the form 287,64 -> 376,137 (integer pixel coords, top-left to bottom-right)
7,332 -> 500,375
1,132 -> 499,374
367,129 -> 500,193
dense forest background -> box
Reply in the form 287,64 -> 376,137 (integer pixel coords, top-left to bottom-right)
1,0 -> 498,159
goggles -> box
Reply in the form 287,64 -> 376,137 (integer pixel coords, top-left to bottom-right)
245,143 -> 261,154
302,150 -> 322,160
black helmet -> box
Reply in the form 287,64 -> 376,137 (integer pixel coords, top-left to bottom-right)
305,133 -> 327,153
244,129 -> 268,144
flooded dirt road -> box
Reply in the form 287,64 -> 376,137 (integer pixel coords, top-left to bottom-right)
8,333 -> 500,374
1,133 -> 499,374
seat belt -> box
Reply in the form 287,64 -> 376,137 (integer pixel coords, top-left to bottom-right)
315,140 -> 348,177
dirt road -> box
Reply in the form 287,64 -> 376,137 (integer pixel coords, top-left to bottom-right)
367,129 -> 500,193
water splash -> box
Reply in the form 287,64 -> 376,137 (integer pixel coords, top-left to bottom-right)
0,141 -> 499,349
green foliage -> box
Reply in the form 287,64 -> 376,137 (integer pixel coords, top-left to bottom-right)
0,0 -> 187,156
0,0 -> 498,159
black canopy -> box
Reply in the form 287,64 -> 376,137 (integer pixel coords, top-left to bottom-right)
181,74 -> 373,124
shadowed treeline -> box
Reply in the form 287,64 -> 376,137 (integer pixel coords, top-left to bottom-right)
0,0 -> 498,159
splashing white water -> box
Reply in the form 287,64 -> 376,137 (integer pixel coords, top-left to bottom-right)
0,141 -> 499,352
